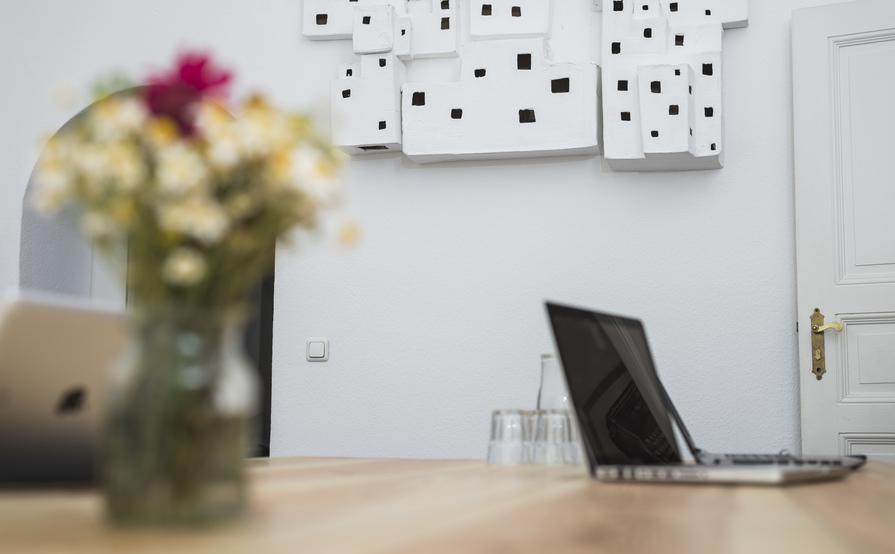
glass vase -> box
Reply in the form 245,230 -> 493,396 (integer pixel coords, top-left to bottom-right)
102,307 -> 257,527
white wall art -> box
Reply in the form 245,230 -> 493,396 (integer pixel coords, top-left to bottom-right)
401,38 -> 600,163
331,52 -> 406,154
598,0 -> 748,171
304,0 -> 459,59
306,0 -> 747,170
469,0 -> 553,40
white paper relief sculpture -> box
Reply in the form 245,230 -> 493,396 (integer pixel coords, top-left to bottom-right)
306,0 -> 748,170
331,53 -> 407,154
469,1 -> 553,40
304,0 -> 459,59
402,38 -> 600,163
598,0 -> 747,170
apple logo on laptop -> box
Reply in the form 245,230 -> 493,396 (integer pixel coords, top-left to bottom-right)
56,387 -> 86,415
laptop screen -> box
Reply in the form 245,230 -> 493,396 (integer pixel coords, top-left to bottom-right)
546,302 -> 683,468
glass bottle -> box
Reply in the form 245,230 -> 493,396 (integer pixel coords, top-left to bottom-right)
534,354 -> 583,464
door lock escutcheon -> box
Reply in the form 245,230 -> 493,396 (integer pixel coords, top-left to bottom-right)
810,308 -> 842,381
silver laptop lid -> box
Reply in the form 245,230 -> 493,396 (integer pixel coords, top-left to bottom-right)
0,289 -> 126,481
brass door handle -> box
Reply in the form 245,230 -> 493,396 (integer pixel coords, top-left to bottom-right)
809,309 -> 841,380
812,321 -> 842,334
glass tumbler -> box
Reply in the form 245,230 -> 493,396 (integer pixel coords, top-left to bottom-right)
531,409 -> 578,465
487,410 -> 526,464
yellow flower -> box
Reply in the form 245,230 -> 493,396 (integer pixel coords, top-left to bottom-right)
157,196 -> 230,244
144,117 -> 179,149
33,137 -> 76,212
290,145 -> 344,206
224,192 -> 257,220
161,247 -> 207,287
79,211 -> 118,239
89,96 -> 147,142
337,219 -> 361,246
109,199 -> 137,228
155,142 -> 209,196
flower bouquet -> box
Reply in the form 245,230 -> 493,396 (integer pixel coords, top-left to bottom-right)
33,52 -> 344,526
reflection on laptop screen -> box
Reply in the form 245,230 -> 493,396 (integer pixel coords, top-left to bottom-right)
547,303 -> 682,467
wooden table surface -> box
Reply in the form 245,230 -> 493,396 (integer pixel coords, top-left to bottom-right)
0,458 -> 893,554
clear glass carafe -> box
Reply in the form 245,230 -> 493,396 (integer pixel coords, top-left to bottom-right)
533,354 -> 583,465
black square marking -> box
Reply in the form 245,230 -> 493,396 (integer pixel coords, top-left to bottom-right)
651,80 -> 661,93
517,53 -> 531,70
551,78 -> 570,93
519,109 -> 536,123
711,143 -> 717,150
401,29 -> 406,35
346,69 -> 353,76
316,13 -> 328,25
703,63 -> 713,76
412,92 -> 425,106
706,9 -> 712,15
617,79 -> 628,91
644,28 -> 652,38
704,107 -> 714,117
482,4 -> 492,15
675,69 -> 681,76
475,68 -> 486,78
669,105 -> 679,115
670,2 -> 678,11
378,121 -> 386,130
379,58 -> 386,67
621,111 -> 631,121
613,0 -> 623,10
342,89 -> 350,98
442,0 -> 450,9
651,130 -> 659,137
611,42 -> 621,54
362,15 -> 371,24
675,34 -> 684,46
512,6 -> 521,16
451,108 -> 462,119
441,17 -> 450,29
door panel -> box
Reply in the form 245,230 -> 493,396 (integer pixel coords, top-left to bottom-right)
836,34 -> 895,283
793,0 -> 895,458
840,314 -> 895,402
840,433 -> 895,464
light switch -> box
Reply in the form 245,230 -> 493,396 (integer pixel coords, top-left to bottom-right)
306,338 -> 329,362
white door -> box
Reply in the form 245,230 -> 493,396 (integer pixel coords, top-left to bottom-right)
793,0 -> 895,463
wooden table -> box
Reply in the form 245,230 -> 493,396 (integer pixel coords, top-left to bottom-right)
1,458 -> 893,553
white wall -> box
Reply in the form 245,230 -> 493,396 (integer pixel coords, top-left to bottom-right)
0,0 -> 850,460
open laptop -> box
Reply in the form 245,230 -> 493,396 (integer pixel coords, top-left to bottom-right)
545,302 -> 866,484
0,289 -> 126,483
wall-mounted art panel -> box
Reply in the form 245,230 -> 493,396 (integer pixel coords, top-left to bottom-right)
304,0 -> 368,41
598,0 -> 746,171
404,0 -> 460,58
401,38 -> 600,163
305,0 -> 458,59
469,0 -> 553,40
331,53 -> 406,154
353,5 -> 398,54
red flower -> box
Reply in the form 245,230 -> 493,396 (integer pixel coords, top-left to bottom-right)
144,51 -> 232,135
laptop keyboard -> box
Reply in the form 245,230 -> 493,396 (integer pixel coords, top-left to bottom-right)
721,454 -> 842,466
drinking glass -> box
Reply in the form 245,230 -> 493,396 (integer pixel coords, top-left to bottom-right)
530,409 -> 578,465
487,410 -> 526,464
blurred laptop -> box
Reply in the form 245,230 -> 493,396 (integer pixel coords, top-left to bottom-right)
0,289 -> 125,483
546,302 -> 866,485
